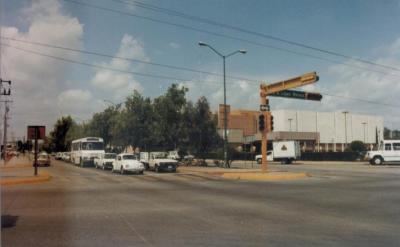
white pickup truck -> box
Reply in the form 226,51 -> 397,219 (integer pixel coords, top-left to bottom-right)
255,141 -> 301,164
94,153 -> 117,170
366,140 -> 400,165
140,152 -> 178,172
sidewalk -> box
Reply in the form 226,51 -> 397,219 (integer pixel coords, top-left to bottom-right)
0,156 -> 52,186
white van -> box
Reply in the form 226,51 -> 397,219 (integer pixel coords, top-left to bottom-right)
366,140 -> 400,165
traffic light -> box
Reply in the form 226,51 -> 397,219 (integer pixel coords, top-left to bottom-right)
258,114 -> 265,131
265,113 -> 274,132
270,114 -> 274,131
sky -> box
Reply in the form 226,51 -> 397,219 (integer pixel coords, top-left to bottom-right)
1,0 -> 400,140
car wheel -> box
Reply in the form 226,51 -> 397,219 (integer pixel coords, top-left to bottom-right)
373,156 -> 383,165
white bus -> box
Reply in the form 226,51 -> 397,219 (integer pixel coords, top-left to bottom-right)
71,137 -> 105,167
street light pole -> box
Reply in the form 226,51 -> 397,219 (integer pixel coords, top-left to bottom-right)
199,42 -> 246,168
362,122 -> 367,143
343,111 -> 349,150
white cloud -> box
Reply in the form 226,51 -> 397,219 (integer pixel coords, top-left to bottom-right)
1,0 -> 84,138
57,89 -> 99,119
91,34 -> 146,99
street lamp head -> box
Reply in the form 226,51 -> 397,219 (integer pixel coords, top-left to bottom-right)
239,49 -> 247,54
198,41 -> 207,47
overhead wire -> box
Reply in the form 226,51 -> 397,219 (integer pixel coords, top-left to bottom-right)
3,41 -> 400,109
112,0 -> 400,73
1,42 -> 224,84
0,36 -> 259,82
61,0 -> 400,78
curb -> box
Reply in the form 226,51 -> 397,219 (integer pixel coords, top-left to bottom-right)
1,171 -> 52,186
0,164 -> 34,169
221,172 -> 310,181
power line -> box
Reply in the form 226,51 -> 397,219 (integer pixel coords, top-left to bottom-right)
4,42 -> 400,109
1,43 -> 224,84
0,36 -> 259,82
61,0 -> 400,78
112,0 -> 400,73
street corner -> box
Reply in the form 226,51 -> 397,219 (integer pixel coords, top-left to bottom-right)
221,171 -> 310,181
0,171 -> 52,186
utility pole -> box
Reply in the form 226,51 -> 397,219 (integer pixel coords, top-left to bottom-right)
1,79 -> 11,163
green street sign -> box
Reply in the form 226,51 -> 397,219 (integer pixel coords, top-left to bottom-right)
269,90 -> 322,101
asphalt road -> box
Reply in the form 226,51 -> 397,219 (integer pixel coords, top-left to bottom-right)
2,159 -> 400,247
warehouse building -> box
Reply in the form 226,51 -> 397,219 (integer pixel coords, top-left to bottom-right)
217,105 -> 384,152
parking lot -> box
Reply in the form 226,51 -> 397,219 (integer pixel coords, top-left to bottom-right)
2,158 -> 400,246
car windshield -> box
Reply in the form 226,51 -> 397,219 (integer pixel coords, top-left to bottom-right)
81,142 -> 104,150
38,155 -> 48,159
123,155 -> 136,160
104,154 -> 116,159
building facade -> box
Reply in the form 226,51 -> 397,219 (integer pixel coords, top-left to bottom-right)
217,105 -> 384,152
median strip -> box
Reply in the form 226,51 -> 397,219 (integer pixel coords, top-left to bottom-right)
221,171 -> 309,181
1,171 -> 52,186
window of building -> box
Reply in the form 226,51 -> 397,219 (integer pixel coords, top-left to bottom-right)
385,144 -> 392,150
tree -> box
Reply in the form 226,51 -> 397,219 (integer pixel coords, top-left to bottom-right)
65,121 -> 86,146
348,140 -> 366,152
189,97 -> 222,160
49,116 -> 74,152
123,90 -> 155,151
153,84 -> 188,150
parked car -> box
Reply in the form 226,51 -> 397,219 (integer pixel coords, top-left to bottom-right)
112,153 -> 144,174
94,153 -> 117,170
255,141 -> 301,164
55,152 -> 63,160
36,152 -> 51,167
62,152 -> 71,162
366,140 -> 400,165
147,152 -> 178,172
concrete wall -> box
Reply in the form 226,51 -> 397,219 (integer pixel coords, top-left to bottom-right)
271,110 -> 383,144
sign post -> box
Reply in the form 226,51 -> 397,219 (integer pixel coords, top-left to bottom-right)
259,72 -> 320,172
27,126 -> 45,176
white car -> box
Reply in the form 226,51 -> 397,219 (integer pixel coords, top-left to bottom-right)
112,153 -> 144,174
94,153 -> 117,170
